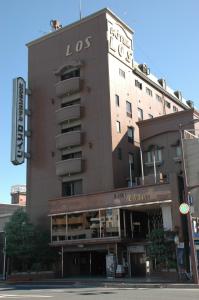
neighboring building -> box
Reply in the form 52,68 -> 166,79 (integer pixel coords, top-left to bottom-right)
11,185 -> 26,206
25,8 -> 199,277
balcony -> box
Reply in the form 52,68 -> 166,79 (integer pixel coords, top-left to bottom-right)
56,158 -> 83,176
132,173 -> 169,186
55,104 -> 81,124
55,77 -> 81,98
144,160 -> 163,167
56,131 -> 82,150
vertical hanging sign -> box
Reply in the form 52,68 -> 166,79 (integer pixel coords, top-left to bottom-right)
11,77 -> 26,165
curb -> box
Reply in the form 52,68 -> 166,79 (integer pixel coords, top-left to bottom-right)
2,280 -> 199,289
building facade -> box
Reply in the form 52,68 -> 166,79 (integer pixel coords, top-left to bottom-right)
11,185 -> 26,206
26,8 -> 199,277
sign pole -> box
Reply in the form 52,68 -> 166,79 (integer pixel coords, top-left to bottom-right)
180,125 -> 199,284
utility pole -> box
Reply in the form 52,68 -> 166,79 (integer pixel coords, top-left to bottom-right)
79,0 -> 82,20
3,234 -> 6,280
180,124 -> 199,284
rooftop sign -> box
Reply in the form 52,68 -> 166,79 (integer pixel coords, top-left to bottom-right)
107,19 -> 133,67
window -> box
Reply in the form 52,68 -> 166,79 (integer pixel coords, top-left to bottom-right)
127,126 -> 134,143
117,148 -> 122,160
138,108 -> 143,121
126,101 -> 132,117
119,68 -> 125,78
146,149 -> 162,163
61,125 -> 81,134
135,80 -> 142,90
116,121 -> 121,133
165,101 -> 171,108
61,68 -> 80,81
146,87 -> 153,96
176,146 -> 182,157
129,152 -> 134,164
62,180 -> 82,197
61,98 -> 80,108
62,151 -> 82,160
115,94 -> 120,107
148,114 -> 153,119
129,153 -> 134,184
129,153 -> 134,172
156,94 -> 162,102
173,106 -> 178,112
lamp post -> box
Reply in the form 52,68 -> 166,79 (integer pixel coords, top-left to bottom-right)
179,123 -> 199,284
3,232 -> 6,281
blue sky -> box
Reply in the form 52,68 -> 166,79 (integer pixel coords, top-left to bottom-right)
1,0 -> 199,203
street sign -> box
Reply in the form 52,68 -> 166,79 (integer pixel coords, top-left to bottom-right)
179,203 -> 190,215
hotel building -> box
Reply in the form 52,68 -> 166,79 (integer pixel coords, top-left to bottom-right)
26,8 -> 199,277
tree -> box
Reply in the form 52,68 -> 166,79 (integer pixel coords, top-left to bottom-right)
147,228 -> 176,271
4,208 -> 57,272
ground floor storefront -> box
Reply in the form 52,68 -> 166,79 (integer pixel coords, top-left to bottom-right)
50,205 -> 177,278
54,240 -> 178,279
62,247 -> 148,278
48,180 -> 189,279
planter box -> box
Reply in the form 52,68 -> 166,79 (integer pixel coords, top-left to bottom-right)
7,271 -> 55,282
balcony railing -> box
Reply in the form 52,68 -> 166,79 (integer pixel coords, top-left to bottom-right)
56,158 -> 83,176
128,173 -> 169,187
56,131 -> 82,150
55,104 -> 81,124
55,77 -> 81,98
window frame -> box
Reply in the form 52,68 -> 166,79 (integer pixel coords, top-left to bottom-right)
119,68 -> 125,78
116,121 -> 121,133
115,94 -> 120,107
138,108 -> 143,121
126,101 -> 132,118
127,126 -> 134,143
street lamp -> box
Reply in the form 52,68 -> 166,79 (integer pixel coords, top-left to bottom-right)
179,121 -> 199,284
3,232 -> 6,281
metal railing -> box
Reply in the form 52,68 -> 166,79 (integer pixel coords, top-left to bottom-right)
129,173 -> 169,187
184,129 -> 199,140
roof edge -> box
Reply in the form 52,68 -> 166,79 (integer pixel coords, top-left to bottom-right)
26,7 -> 133,48
137,108 -> 198,127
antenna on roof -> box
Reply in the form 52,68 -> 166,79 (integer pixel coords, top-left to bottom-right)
79,0 -> 82,20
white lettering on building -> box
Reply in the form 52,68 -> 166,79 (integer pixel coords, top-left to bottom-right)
65,36 -> 92,56
108,21 -> 133,66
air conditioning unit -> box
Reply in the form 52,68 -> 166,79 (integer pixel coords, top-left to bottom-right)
158,78 -> 166,89
138,63 -> 150,75
186,100 -> 194,108
174,90 -> 182,101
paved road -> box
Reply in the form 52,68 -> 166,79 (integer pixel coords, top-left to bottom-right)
0,286 -> 199,300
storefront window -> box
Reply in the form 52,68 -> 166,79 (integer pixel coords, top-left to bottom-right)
100,209 -> 119,238
52,215 -> 66,241
51,208 -> 120,241
67,211 -> 100,240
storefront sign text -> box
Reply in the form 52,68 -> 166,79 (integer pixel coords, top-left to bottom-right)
114,192 -> 150,202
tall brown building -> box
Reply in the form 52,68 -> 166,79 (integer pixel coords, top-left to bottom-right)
26,8 -> 199,277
